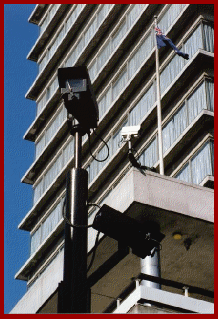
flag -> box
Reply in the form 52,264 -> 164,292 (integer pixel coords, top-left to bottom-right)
155,26 -> 189,60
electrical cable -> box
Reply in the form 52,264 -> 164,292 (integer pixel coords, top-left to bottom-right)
62,197 -> 93,228
88,129 -> 110,163
145,233 -> 162,256
62,198 -> 101,271
87,230 -> 101,273
87,203 -> 101,209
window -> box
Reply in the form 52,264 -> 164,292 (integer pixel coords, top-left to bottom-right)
30,198 -> 64,255
162,79 -> 214,154
112,68 -> 128,101
112,20 -> 127,51
127,4 -> 147,28
128,32 -> 153,79
129,83 -> 155,126
38,5 -> 85,74
33,137 -> 74,205
183,24 -> 203,61
203,23 -> 214,53
35,106 -> 67,159
139,137 -> 158,168
175,139 -> 214,185
39,4 -> 61,35
112,120 -> 128,154
206,80 -> 214,112
88,4 -> 148,82
160,54 -> 183,94
98,88 -> 112,119
187,81 -> 207,123
158,4 -> 187,33
191,140 -> 214,184
175,162 -> 191,184
160,21 -> 213,94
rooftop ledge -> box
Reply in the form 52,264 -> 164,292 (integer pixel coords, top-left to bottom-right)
112,285 -> 214,314
104,168 -> 214,224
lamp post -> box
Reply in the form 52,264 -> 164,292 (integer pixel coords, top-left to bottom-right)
62,125 -> 89,313
57,66 -> 165,313
58,66 -> 99,313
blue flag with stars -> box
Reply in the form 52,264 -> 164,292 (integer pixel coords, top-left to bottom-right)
155,26 -> 189,60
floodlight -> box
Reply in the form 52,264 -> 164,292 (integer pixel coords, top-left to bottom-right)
92,204 -> 165,259
58,66 -> 99,132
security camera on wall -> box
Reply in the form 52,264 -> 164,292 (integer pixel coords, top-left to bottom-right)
120,124 -> 156,172
121,125 -> 142,141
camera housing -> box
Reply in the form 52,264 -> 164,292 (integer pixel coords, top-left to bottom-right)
121,125 -> 142,141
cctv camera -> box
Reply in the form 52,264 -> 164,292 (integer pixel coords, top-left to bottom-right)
121,125 -> 142,141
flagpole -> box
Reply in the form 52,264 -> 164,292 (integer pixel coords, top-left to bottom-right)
154,16 -> 164,175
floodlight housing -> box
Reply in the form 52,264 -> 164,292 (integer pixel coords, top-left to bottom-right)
58,66 -> 99,131
92,204 -> 165,259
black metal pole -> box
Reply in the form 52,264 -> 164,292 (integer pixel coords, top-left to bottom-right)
61,125 -> 89,313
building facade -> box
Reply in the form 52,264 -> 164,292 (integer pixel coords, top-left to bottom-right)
11,4 -> 214,314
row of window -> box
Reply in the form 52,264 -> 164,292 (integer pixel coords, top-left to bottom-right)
33,137 -> 74,204
162,79 -> 214,154
36,4 -> 113,116
88,4 -> 148,82
88,78 -> 214,185
98,20 -> 214,122
38,4 -> 85,73
39,4 -> 61,36
27,244 -> 64,293
33,75 -> 214,210
35,4 -> 187,119
34,3 -> 154,146
139,79 -> 214,168
94,4 -> 189,119
30,196 -> 64,255
32,21 -> 214,206
160,23 -> 214,94
175,139 -> 214,185
64,3 -> 114,71
35,104 -> 67,159
39,4 -> 113,74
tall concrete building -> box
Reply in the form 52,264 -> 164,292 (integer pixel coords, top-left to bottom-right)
11,4 -> 214,314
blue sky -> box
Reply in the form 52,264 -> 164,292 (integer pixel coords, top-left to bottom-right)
4,4 -> 38,313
